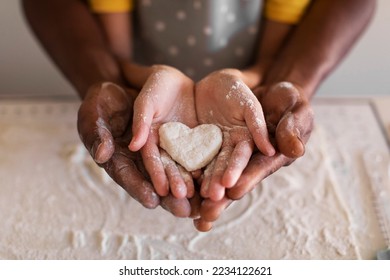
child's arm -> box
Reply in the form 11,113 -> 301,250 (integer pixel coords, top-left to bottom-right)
95,12 -> 132,60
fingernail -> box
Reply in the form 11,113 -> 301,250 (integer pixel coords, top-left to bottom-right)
267,145 -> 276,156
128,137 -> 138,151
91,141 -> 100,161
94,142 -> 106,164
94,140 -> 113,164
193,219 -> 213,232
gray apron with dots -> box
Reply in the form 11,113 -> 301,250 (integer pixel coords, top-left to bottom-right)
133,0 -> 263,81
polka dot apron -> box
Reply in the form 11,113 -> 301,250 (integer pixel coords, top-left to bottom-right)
133,0 -> 263,81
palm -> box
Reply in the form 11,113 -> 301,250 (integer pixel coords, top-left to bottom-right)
195,71 -> 274,201
255,82 -> 314,158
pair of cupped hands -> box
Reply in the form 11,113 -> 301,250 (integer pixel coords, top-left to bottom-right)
77,62 -> 314,231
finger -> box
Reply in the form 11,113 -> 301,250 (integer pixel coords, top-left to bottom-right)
78,83 -> 133,164
140,135 -> 169,197
205,145 -> 234,201
199,197 -> 232,222
195,173 -> 204,187
189,191 -> 202,218
129,68 -> 187,151
91,119 -> 115,164
276,105 -> 314,158
178,165 -> 195,198
160,194 -> 191,218
160,151 -> 187,199
276,112 -> 304,158
193,218 -> 213,232
200,159 -> 215,198
244,98 -> 275,156
221,140 -> 253,188
103,149 -> 160,209
191,170 -> 202,180
128,93 -> 155,152
99,83 -> 134,137
227,153 -> 289,200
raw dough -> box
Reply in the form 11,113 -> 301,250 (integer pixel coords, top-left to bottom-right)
159,122 -> 222,171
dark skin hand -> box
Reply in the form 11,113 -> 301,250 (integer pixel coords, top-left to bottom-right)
23,0 -> 197,218
23,0 -> 376,231
77,82 -> 194,217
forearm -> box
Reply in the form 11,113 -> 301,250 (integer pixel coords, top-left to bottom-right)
22,0 -> 123,98
97,13 -> 132,60
264,0 -> 376,98
242,19 -> 293,88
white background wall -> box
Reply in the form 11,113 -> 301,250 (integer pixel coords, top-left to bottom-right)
0,0 -> 389,97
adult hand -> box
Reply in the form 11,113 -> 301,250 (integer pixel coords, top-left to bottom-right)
77,82 -> 192,217
125,64 -> 198,200
195,69 -> 275,202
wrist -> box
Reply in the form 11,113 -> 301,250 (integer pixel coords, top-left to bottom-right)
211,67 -> 263,89
240,65 -> 263,89
121,63 -> 192,90
263,55 -> 326,99
74,47 -> 125,98
262,0 -> 377,99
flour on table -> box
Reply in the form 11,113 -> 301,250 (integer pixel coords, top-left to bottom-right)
0,100 -> 388,259
159,122 -> 222,171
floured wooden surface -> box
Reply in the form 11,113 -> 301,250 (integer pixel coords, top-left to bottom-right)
0,99 -> 389,259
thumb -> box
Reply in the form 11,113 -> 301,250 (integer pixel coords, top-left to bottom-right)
275,105 -> 313,158
77,85 -> 118,164
128,95 -> 154,151
92,119 -> 115,164
244,97 -> 275,156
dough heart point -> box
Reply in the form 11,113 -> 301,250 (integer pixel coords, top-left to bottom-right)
159,122 -> 223,172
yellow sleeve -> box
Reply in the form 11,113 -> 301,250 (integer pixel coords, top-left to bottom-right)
265,0 -> 311,24
88,0 -> 133,13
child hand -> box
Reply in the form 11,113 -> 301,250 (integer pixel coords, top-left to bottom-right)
226,82 -> 314,200
195,69 -> 275,201
124,64 -> 198,199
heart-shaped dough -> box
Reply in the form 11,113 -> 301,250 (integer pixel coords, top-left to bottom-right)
159,122 -> 223,172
